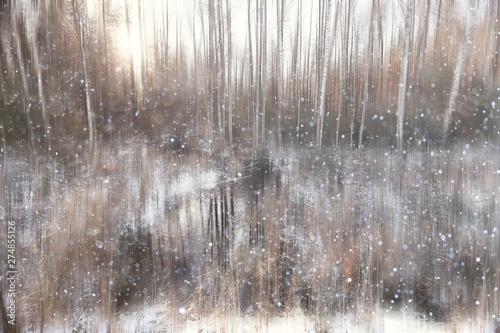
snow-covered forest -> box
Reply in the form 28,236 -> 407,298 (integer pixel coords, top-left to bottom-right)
1,0 -> 500,331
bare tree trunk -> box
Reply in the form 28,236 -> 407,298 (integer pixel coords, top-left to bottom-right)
162,1 -> 169,71
191,1 -> 201,136
337,0 -> 353,146
80,24 -> 94,143
298,2 -> 313,145
350,26 -> 358,148
207,1 -> 216,143
377,0 -> 385,113
420,0 -> 431,86
432,0 -> 442,65
335,37 -> 343,147
291,0 -> 301,127
260,0 -> 268,148
101,0 -> 113,133
226,0 -> 233,147
10,4 -> 39,160
137,0 -> 146,109
359,1 -> 376,153
493,1 -> 500,84
199,3 -> 213,142
73,0 -> 95,143
442,3 -> 475,139
254,0 -> 261,152
216,0 -> 226,143
316,0 -> 339,149
125,0 -> 137,136
396,0 -> 413,152
275,0 -> 284,150
32,10 -> 49,145
385,13 -> 395,120
152,1 -> 159,67
247,0 -> 256,154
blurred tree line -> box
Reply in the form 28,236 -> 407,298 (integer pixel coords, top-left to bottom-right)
0,0 -> 499,158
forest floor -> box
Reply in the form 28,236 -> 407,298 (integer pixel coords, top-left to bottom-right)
115,302 -> 493,332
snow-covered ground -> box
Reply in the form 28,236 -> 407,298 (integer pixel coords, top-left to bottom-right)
115,304 -> 494,332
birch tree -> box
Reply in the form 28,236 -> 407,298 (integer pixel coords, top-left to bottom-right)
396,0 -> 414,152
207,1 -> 217,143
337,0 -> 355,146
124,0 -> 137,135
316,0 -> 331,148
215,1 -> 225,143
442,2 -> 475,139
252,0 -> 261,152
260,0 -> 268,148
494,2 -> 500,84
359,0 -> 375,153
275,0 -> 285,149
31,4 -> 49,144
226,0 -> 234,146
247,0 -> 257,152
316,0 -> 340,149
137,0 -> 146,109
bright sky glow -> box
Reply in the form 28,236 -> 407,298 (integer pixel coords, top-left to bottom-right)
85,0 -> 477,77
116,27 -> 142,63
